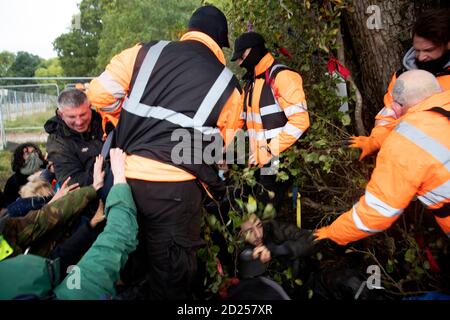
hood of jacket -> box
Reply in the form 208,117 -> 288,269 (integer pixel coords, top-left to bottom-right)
403,47 -> 450,73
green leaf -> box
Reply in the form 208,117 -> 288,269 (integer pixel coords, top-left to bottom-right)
340,114 -> 351,126
277,171 -> 290,181
404,248 -> 416,263
246,195 -> 257,214
262,203 -> 276,220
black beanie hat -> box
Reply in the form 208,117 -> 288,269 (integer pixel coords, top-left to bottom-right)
188,5 -> 230,48
231,32 -> 266,61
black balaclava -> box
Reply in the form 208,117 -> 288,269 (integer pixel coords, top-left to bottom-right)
416,50 -> 450,75
188,5 -> 230,48
240,44 -> 269,75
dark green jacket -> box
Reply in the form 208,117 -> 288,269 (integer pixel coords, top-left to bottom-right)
0,184 -> 137,300
54,183 -> 138,299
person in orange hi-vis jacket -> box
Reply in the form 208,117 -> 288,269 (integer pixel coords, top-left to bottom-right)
231,32 -> 309,210
316,70 -> 450,246
86,5 -> 244,300
348,9 -> 450,161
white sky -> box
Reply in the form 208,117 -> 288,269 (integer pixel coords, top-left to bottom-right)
0,0 -> 81,59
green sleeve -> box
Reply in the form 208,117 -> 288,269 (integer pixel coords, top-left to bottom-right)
54,183 -> 138,300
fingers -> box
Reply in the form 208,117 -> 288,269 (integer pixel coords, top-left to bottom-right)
95,154 -> 104,167
252,245 -> 271,263
343,136 -> 358,148
60,176 -> 71,189
67,182 -> 80,192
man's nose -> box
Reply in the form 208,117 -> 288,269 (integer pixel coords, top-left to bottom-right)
254,228 -> 262,239
416,51 -> 428,62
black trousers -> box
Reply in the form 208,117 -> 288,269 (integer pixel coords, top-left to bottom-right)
127,179 -> 203,300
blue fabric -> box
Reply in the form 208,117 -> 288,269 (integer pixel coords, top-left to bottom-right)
404,292 -> 450,300
6,196 -> 51,217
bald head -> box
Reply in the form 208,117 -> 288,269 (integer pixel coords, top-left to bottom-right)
392,70 -> 441,110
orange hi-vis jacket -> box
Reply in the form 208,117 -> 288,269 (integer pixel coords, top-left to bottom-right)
368,48 -> 450,150
316,90 -> 450,245
87,32 -> 244,183
244,53 -> 309,167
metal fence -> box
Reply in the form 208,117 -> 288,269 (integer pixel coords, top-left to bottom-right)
0,89 -> 57,149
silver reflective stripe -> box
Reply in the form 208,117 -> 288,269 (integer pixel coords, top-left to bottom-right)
127,41 -> 170,107
199,127 -> 221,135
377,107 -> 396,118
248,129 -> 266,140
283,103 -> 307,117
101,99 -> 122,113
132,103 -> 193,126
97,71 -> 125,98
365,191 -> 403,218
240,111 -> 246,120
264,127 -> 283,140
247,112 -> 262,124
395,121 -> 450,171
269,64 -> 287,78
375,120 -> 390,126
131,103 -> 220,134
260,103 -> 283,116
193,67 -> 234,126
418,180 -> 450,207
123,40 -> 233,132
352,205 -> 382,234
282,122 -> 303,139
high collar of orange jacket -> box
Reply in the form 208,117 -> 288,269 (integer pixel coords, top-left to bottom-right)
254,53 -> 275,77
406,89 -> 450,115
180,31 -> 226,65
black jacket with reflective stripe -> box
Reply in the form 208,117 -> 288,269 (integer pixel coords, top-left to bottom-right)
115,40 -> 240,194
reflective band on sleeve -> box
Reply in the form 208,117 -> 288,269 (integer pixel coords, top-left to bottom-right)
282,122 -> 303,139
377,107 -> 396,118
352,205 -> 383,234
418,180 -> 450,207
264,127 -> 283,140
365,191 -> 404,217
283,103 -> 307,117
100,99 -> 122,112
260,104 -> 283,116
97,71 -> 126,98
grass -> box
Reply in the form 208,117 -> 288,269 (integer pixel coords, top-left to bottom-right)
0,110 -> 53,189
0,143 -> 47,190
0,150 -> 12,190
4,109 -> 55,132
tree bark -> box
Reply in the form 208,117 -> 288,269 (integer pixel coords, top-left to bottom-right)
342,0 -> 416,129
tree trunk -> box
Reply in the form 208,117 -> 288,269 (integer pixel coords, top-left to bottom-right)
342,0 -> 440,130
342,0 -> 414,129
